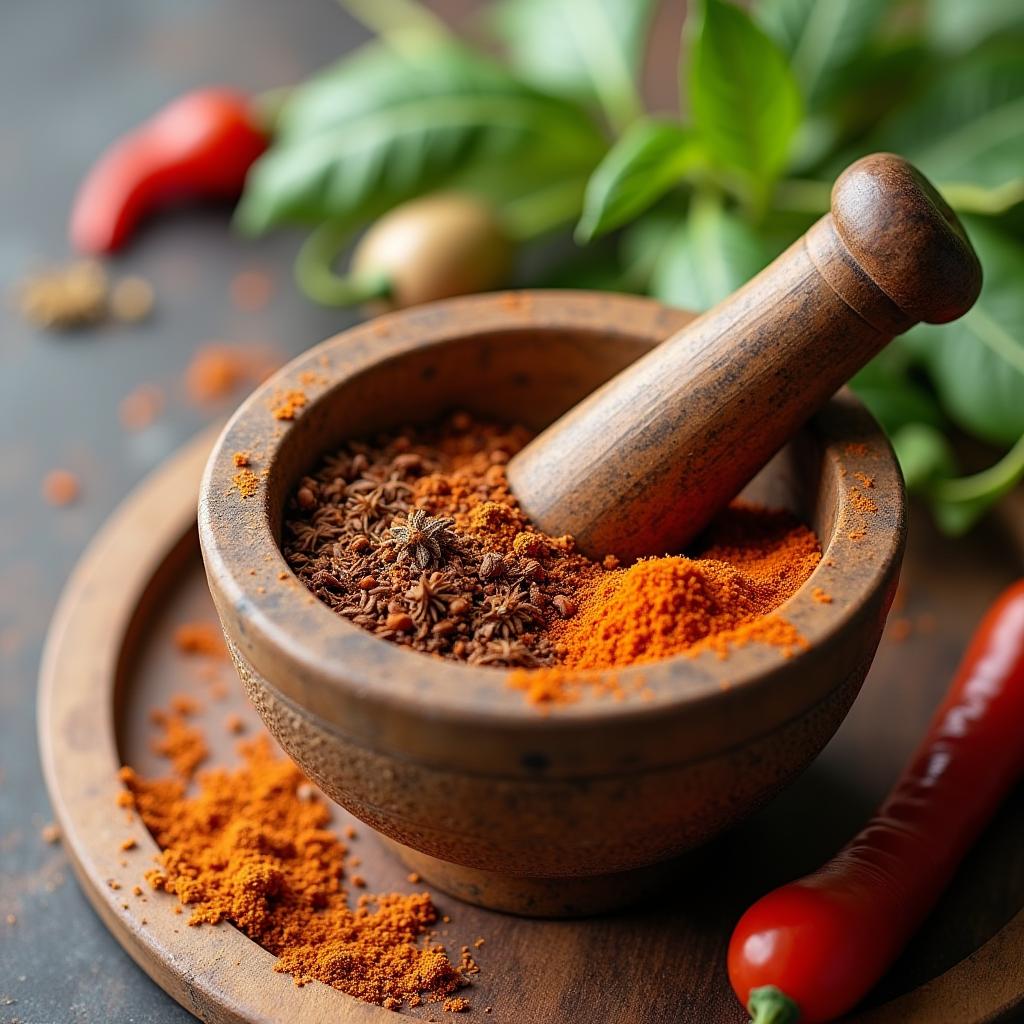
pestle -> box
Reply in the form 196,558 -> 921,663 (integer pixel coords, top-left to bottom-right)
506,153 -> 982,562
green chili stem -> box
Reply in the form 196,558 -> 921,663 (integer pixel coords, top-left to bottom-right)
502,178 -> 589,242
931,432 -> 1024,505
294,222 -> 391,307
747,985 -> 801,1024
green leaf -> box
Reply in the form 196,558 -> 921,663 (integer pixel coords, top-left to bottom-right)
575,119 -> 705,242
235,42 -> 603,235
891,423 -> 956,491
620,207 -> 687,290
907,218 -> 1024,447
689,0 -> 803,208
927,0 -> 1024,54
488,0 -> 656,130
869,44 -> 1024,191
754,0 -> 889,109
649,193 -> 771,312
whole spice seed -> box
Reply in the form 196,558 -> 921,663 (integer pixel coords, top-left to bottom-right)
42,469 -> 81,507
120,704 -> 470,1009
283,415 -> 821,698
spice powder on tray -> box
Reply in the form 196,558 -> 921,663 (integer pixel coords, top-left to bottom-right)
119,700 -> 476,1010
282,413 -> 823,703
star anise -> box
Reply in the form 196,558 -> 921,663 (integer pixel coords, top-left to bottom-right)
478,587 -> 544,640
468,639 -> 541,668
389,509 -> 458,569
405,571 -> 462,625
345,486 -> 392,533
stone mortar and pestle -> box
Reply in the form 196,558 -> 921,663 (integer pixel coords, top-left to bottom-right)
199,154 -> 981,917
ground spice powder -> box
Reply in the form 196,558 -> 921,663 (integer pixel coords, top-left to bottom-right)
119,715 -> 469,1009
285,415 -> 822,704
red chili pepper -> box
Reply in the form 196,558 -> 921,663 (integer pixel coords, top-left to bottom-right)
728,579 -> 1024,1024
70,88 -> 268,254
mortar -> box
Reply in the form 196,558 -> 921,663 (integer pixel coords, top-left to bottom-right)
198,289 -> 905,916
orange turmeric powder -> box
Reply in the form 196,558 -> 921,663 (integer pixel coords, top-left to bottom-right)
510,506 -> 819,704
120,710 -> 470,1009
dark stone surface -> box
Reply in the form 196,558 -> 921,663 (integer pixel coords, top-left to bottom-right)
0,3 -> 367,1019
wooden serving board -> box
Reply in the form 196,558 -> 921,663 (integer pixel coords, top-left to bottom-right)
39,427 -> 1024,1024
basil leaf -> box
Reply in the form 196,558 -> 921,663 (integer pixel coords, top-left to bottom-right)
236,43 -> 603,235
689,0 -> 802,207
928,0 -> 1024,54
576,119 -> 705,242
649,193 -> 771,312
488,0 -> 656,129
907,218 -> 1024,447
870,44 -> 1024,191
755,0 -> 889,109
620,207 -> 687,289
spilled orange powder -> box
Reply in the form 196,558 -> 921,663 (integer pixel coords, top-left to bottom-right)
232,468 -> 260,498
149,701 -> 207,779
271,389 -> 308,421
174,622 -> 226,658
119,724 -> 467,1008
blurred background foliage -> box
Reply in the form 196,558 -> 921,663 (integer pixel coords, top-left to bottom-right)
235,0 -> 1024,534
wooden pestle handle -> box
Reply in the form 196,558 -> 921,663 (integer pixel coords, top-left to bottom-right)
506,154 -> 982,562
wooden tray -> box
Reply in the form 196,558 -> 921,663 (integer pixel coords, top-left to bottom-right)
39,427 -> 1024,1024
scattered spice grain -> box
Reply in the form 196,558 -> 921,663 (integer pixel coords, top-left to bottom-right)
40,823 -> 61,845
185,344 -> 280,404
271,388 -> 308,421
230,268 -> 275,312
889,617 -> 913,643
119,384 -> 164,432
186,345 -> 246,402
42,469 -> 80,507
233,468 -> 260,499
174,622 -> 225,658
150,701 -> 207,779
